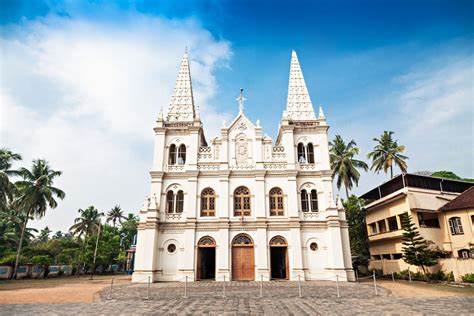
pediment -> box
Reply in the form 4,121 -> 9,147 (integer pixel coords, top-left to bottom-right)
227,113 -> 256,138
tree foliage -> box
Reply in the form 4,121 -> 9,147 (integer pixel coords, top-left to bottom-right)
343,196 -> 370,263
368,131 -> 408,178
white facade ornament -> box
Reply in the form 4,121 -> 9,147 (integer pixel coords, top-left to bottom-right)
336,195 -> 344,210
222,119 -> 227,128
236,88 -> 246,114
318,106 -> 325,119
284,50 -> 317,121
166,49 -> 196,122
256,119 -> 261,127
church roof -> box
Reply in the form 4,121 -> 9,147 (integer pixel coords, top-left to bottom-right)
166,49 -> 196,122
283,50 -> 317,121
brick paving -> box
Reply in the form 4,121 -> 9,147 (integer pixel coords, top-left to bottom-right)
2,281 -> 473,315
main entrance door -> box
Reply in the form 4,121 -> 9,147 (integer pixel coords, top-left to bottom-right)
231,234 -> 254,281
196,236 -> 216,280
269,236 -> 288,280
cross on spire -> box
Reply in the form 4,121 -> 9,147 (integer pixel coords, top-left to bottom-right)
236,88 -> 246,114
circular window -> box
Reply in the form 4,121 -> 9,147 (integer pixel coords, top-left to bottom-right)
310,242 -> 318,251
167,244 -> 176,253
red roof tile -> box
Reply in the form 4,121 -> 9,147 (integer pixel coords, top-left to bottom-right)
439,186 -> 474,211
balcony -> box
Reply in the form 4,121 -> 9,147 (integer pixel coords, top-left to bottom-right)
368,229 -> 403,242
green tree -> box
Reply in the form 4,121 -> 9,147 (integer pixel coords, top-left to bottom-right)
0,148 -> 22,211
12,159 -> 65,279
368,131 -> 408,178
329,135 -> 368,198
37,226 -> 52,243
343,196 -> 370,263
106,205 -> 126,227
400,213 -> 437,276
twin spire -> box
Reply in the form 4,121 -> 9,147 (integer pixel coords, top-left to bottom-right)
164,49 -> 322,122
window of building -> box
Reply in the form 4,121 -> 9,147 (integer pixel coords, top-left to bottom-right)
169,144 -> 177,165
417,212 -> 440,228
392,253 -> 403,260
307,143 -> 315,163
309,242 -> 318,251
310,190 -> 318,212
471,215 -> 474,225
166,191 -> 174,213
176,190 -> 184,213
368,222 -> 378,235
234,186 -> 251,216
269,187 -> 284,216
300,189 -> 309,212
382,254 -> 391,259
372,255 -> 381,260
297,143 -> 306,163
167,244 -> 176,253
200,188 -> 215,216
387,216 -> 399,231
448,217 -> 464,235
458,249 -> 471,259
177,144 -> 186,165
377,220 -> 387,233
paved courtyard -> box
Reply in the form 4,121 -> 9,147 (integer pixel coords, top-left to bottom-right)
2,280 -> 473,315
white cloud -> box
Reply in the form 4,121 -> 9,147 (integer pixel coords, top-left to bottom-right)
0,13 -> 232,231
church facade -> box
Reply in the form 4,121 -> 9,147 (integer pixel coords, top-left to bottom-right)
132,50 -> 354,283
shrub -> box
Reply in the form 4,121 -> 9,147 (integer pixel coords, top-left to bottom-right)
461,273 -> 474,283
0,253 -> 26,265
446,271 -> 454,282
31,255 -> 53,266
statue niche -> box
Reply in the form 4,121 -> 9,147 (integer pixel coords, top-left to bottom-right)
235,134 -> 248,165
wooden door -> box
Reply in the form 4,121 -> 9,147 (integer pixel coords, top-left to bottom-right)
232,246 -> 254,281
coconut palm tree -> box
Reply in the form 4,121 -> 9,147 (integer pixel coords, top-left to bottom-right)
12,159 -> 65,279
106,205 -> 125,227
0,148 -> 22,211
329,135 -> 369,198
368,131 -> 408,178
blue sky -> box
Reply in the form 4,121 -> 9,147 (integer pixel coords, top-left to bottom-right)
1,0 -> 473,231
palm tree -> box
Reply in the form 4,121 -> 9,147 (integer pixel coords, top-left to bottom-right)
12,159 -> 65,279
368,131 -> 408,178
0,148 -> 22,211
69,206 -> 103,275
329,135 -> 369,198
106,205 -> 125,227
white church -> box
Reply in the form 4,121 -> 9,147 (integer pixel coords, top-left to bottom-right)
132,50 -> 354,282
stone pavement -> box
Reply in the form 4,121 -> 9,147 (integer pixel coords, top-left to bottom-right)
2,281 -> 473,315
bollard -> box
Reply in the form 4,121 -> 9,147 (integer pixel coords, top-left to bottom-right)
146,276 -> 150,300
355,269 -> 358,282
391,272 -> 395,282
408,270 -> 412,282
298,275 -> 302,297
222,275 -> 226,298
108,277 -> 114,300
373,271 -> 378,296
336,275 -> 340,298
184,275 -> 188,298
260,275 -> 263,298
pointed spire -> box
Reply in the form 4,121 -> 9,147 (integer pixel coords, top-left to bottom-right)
284,50 -> 316,121
166,49 -> 196,122
318,105 -> 325,119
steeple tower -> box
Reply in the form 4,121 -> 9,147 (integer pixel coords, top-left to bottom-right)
283,50 -> 317,121
166,49 -> 196,122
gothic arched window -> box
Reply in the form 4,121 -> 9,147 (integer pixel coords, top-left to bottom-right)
269,187 -> 284,216
176,190 -> 184,213
448,217 -> 464,235
169,144 -> 177,165
310,189 -> 318,212
177,144 -> 186,165
166,191 -> 174,213
297,143 -> 306,164
307,143 -> 315,163
301,189 -> 309,212
200,188 -> 216,216
234,186 -> 251,216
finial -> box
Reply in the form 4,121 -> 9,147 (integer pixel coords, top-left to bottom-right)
196,103 -> 200,118
256,119 -> 261,127
185,46 -> 188,54
236,88 -> 246,114
336,195 -> 344,210
158,106 -> 164,120
222,119 -> 227,127
319,106 -> 325,119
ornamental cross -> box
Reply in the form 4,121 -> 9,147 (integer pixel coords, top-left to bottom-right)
236,88 -> 246,113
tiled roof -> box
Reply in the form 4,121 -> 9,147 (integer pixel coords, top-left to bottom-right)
439,186 -> 474,211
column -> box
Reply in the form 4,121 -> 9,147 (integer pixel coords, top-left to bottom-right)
289,227 -> 304,280
255,228 -> 270,280
255,171 -> 266,218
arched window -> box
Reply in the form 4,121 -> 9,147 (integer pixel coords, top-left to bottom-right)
297,143 -> 306,164
269,187 -> 284,216
201,188 -> 216,216
177,144 -> 186,165
169,144 -> 177,165
448,217 -> 464,235
166,191 -> 174,213
234,186 -> 251,216
301,189 -> 309,212
310,189 -> 318,212
307,143 -> 315,163
176,190 -> 184,213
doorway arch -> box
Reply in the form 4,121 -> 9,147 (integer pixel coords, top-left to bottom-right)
231,234 -> 255,281
196,236 -> 216,280
269,236 -> 288,279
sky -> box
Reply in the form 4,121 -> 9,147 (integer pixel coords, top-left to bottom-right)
0,0 -> 473,232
